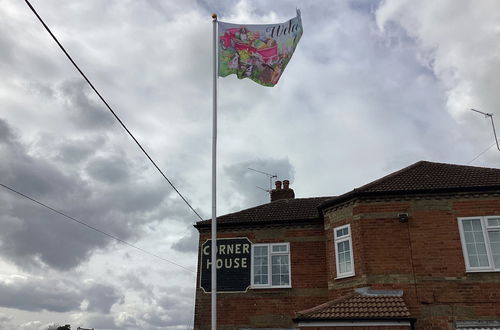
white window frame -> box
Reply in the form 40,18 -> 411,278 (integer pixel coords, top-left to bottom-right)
334,224 -> 355,278
458,216 -> 500,272
251,242 -> 291,288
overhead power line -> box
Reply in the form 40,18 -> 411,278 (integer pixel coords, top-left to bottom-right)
467,141 -> 497,165
0,183 -> 195,274
24,0 -> 203,221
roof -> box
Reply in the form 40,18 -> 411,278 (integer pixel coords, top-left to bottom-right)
320,161 -> 500,210
195,197 -> 332,228
295,288 -> 411,321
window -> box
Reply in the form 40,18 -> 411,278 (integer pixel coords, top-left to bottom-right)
334,224 -> 355,278
251,243 -> 291,288
458,216 -> 500,272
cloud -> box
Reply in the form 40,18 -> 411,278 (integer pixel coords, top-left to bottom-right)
376,0 -> 500,157
0,312 -> 14,330
60,80 -> 116,130
84,283 -> 124,314
223,158 -> 295,209
171,226 -> 198,253
85,155 -> 131,184
0,275 -> 122,314
0,119 -> 16,144
0,118 -> 180,271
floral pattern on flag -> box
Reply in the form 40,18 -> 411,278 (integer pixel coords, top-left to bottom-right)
218,10 -> 303,87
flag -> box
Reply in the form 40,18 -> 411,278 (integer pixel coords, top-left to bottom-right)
218,10 -> 303,87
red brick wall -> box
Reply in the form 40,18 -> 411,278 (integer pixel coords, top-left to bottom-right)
323,195 -> 500,330
194,223 -> 329,329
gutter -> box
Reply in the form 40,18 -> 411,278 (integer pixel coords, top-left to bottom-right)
194,217 -> 323,231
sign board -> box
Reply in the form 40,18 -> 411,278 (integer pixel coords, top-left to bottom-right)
200,237 -> 251,292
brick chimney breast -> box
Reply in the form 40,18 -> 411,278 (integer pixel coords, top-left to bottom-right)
270,180 -> 295,202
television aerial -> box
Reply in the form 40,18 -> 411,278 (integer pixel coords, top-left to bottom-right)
247,167 -> 277,196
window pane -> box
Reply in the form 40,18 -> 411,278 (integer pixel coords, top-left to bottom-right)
469,255 -> 479,267
254,245 -> 268,256
272,244 -> 287,253
494,255 -> 500,268
343,241 -> 350,253
488,218 -> 500,227
463,220 -> 473,231
339,262 -> 345,274
271,255 -> 289,286
478,254 -> 489,267
472,219 -> 483,231
336,227 -> 349,238
344,251 -> 351,262
488,230 -> 500,268
254,273 -> 268,285
280,275 -> 290,285
474,232 -> 485,243
489,230 -> 500,243
466,243 -> 477,255
272,275 -> 280,286
462,219 -> 489,268
253,246 -> 268,285
477,243 -> 487,255
345,261 -> 352,273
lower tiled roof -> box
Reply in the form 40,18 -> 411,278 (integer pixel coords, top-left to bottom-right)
296,289 -> 411,320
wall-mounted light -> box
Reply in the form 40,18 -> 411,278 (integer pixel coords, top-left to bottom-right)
398,213 -> 409,223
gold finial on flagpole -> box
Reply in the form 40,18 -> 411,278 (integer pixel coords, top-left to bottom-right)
212,13 -> 217,21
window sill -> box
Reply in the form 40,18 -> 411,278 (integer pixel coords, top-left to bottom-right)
335,274 -> 355,280
250,285 -> 292,289
465,269 -> 500,273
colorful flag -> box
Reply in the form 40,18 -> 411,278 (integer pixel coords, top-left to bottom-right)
218,10 -> 303,87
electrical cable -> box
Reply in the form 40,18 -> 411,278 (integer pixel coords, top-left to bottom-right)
24,0 -> 203,221
467,141 -> 497,165
0,183 -> 196,274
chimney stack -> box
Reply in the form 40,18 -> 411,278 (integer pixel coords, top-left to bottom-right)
271,179 -> 295,202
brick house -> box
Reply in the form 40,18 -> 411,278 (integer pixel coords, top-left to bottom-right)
193,161 -> 500,329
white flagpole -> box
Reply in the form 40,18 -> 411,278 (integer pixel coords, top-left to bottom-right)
211,13 -> 218,330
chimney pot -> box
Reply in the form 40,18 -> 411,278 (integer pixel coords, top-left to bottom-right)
275,180 -> 282,190
283,180 -> 290,190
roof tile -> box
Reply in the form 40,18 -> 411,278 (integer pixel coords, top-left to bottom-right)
320,161 -> 500,210
196,197 -> 331,227
296,292 -> 411,320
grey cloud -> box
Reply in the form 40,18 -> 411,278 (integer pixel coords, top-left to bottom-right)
60,80 -> 115,130
224,158 -> 295,209
0,119 -> 175,271
86,155 -> 131,184
56,137 -> 104,164
171,227 -> 198,253
0,206 -> 105,270
0,119 -> 15,144
0,276 -> 123,315
84,283 -> 124,314
0,278 -> 81,312
0,312 -> 13,330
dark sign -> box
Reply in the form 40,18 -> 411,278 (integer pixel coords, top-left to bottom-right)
200,237 -> 251,292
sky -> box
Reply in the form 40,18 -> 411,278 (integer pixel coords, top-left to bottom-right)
1,0 -> 500,329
